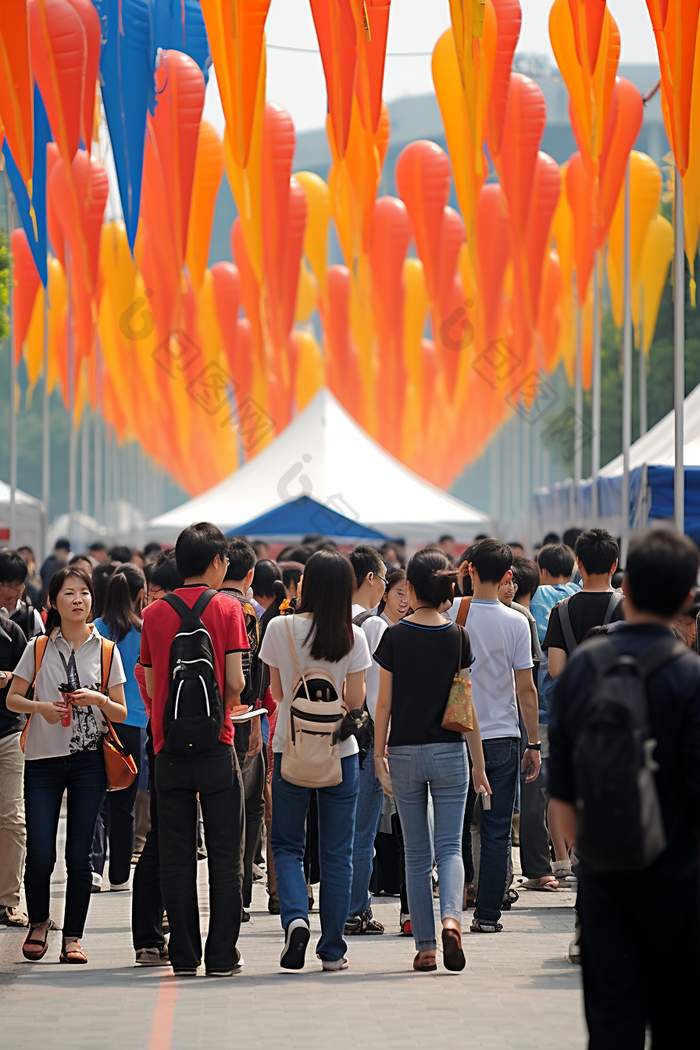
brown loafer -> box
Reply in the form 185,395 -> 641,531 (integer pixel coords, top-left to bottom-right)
413,952 -> 437,972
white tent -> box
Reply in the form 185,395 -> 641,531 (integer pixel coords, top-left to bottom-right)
0,480 -> 44,556
145,389 -> 488,543
600,381 -> 700,476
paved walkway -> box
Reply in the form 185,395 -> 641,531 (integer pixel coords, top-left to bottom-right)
0,813 -> 586,1050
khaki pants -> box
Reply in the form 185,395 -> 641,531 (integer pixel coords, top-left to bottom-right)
0,732 -> 26,909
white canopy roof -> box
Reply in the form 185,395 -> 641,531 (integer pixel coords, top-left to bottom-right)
601,382 -> 700,477
0,480 -> 44,557
145,389 -> 488,542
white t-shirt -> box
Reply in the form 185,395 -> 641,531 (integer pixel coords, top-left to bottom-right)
259,614 -> 372,757
447,598 -> 533,740
14,626 -> 126,760
351,603 -> 389,720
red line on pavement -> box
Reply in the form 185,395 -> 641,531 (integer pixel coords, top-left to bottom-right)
149,979 -> 179,1050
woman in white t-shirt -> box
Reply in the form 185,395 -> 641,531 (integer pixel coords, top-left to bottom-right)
259,549 -> 371,972
7,567 -> 127,965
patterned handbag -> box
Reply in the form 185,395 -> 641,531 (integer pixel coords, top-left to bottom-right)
441,605 -> 475,734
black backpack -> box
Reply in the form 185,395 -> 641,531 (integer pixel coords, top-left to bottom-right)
572,635 -> 688,873
161,589 -> 224,755
557,589 -> 624,653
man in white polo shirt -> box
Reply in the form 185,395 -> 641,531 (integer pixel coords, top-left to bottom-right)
447,538 -> 541,932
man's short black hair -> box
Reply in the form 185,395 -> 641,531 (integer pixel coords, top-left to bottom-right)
108,545 -> 132,564
538,543 -> 575,578
438,534 -> 455,544
143,542 -> 162,558
17,546 -> 34,557
277,545 -> 314,565
575,528 -> 619,575
348,545 -> 384,589
542,531 -> 560,546
626,529 -> 700,618
513,557 -> 539,600
469,538 -> 513,584
55,538 -> 70,552
563,526 -> 584,550
175,522 -> 228,578
225,539 -> 257,581
89,542 -> 107,554
0,549 -> 29,585
252,558 -> 282,598
150,550 -> 184,593
279,561 -> 304,591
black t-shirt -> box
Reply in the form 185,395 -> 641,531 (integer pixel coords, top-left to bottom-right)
549,623 -> 700,881
0,615 -> 28,739
374,621 -> 473,747
543,590 -> 625,654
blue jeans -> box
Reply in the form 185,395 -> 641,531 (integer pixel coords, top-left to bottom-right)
349,747 -> 385,917
24,748 -> 105,938
388,742 -> 468,951
271,752 -> 359,962
474,737 -> 519,925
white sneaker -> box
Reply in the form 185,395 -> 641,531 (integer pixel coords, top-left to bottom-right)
91,872 -> 102,892
280,919 -> 310,970
110,881 -> 131,892
320,956 -> 349,971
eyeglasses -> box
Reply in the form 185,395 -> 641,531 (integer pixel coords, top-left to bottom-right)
376,575 -> 388,588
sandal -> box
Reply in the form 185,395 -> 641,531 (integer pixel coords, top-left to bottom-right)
22,922 -> 51,961
60,938 -> 88,964
463,882 -> 476,910
519,876 -> 559,891
413,951 -> 437,972
442,927 -> 466,972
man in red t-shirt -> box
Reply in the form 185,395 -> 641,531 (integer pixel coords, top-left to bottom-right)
140,523 -> 248,977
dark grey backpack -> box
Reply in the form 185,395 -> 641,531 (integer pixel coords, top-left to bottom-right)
557,589 -> 624,653
572,635 -> 687,873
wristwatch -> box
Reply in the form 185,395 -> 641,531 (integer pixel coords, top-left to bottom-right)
526,741 -> 542,751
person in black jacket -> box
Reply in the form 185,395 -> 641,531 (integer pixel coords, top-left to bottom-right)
0,606 -> 28,926
549,529 -> 700,1049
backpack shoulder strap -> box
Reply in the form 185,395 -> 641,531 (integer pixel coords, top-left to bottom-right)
192,587 -> 218,619
557,597 -> 578,654
162,592 -> 193,621
456,596 -> 472,627
100,637 -> 116,693
353,608 -> 374,627
634,637 -> 689,679
603,589 -> 624,625
284,616 -> 314,703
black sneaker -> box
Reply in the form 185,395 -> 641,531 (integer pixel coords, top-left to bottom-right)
345,908 -> 384,935
241,910 -> 251,923
470,917 -> 503,933
268,897 -> 281,915
280,919 -> 310,970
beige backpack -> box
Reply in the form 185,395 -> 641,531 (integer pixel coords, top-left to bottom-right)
281,616 -> 345,788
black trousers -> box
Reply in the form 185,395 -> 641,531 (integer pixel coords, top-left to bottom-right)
132,728 -> 164,951
578,869 -> 700,1049
519,765 -> 552,880
155,743 -> 244,972
240,751 -> 265,908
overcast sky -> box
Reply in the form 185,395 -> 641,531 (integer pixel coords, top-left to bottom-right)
203,0 -> 659,135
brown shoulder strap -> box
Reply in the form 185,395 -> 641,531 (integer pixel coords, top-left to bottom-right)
100,637 -> 116,693
456,597 -> 472,627
33,635 -> 50,682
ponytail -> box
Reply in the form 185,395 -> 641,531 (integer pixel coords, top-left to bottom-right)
406,549 -> 458,608
102,563 -> 146,642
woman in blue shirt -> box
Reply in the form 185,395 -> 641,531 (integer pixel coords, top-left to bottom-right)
91,564 -> 147,891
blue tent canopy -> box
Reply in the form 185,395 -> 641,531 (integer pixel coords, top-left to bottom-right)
226,496 -> 389,542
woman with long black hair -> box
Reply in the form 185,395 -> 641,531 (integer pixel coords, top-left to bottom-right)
7,567 -> 127,964
91,564 -> 147,892
259,549 -> 371,972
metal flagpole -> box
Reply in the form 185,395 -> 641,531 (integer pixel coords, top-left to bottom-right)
490,434 -> 500,534
621,160 -> 633,568
574,282 -> 583,525
4,176 -> 18,548
674,165 -> 685,534
94,411 -> 102,527
639,289 -> 647,438
81,411 -> 89,518
42,287 -> 50,557
67,249 -> 76,548
591,252 -> 602,521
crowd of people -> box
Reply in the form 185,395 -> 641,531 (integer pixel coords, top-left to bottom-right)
1,523 -> 699,1044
